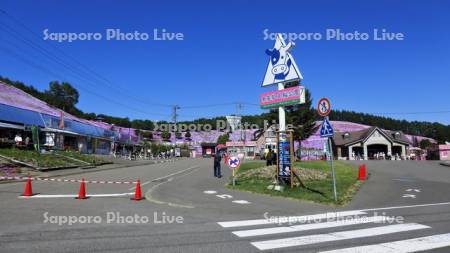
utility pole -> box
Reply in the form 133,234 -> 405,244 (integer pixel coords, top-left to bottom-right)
172,105 -> 180,129
278,83 -> 286,132
236,103 -> 243,142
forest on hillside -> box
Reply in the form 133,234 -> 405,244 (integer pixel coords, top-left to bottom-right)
1,76 -> 449,144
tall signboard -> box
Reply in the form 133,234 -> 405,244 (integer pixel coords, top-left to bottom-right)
262,34 -> 302,87
260,33 -> 303,187
260,86 -> 305,109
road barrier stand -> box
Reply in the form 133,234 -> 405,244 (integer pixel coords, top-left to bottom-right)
131,179 -> 144,201
21,176 -> 35,197
358,164 -> 367,180
76,178 -> 88,199
1,176 -> 143,200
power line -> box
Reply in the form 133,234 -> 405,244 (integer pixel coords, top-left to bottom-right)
368,111 -> 450,115
180,102 -> 238,109
0,46 -> 169,118
180,101 -> 259,109
0,9 -> 172,108
0,9 -> 264,117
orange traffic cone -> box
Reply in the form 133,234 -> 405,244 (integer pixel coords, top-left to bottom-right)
21,176 -> 34,197
358,164 -> 367,180
76,178 -> 88,199
131,179 -> 144,201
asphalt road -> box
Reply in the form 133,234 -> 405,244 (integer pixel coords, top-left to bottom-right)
0,159 -> 449,252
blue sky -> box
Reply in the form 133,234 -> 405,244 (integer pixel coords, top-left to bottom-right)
1,0 -> 449,124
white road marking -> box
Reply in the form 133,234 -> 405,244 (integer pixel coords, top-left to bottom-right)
217,211 -> 367,228
18,193 -> 134,198
406,188 -> 421,192
319,233 -> 450,253
144,167 -> 200,209
360,201 -> 450,212
232,200 -> 251,204
203,190 -> 217,194
128,180 -> 152,191
150,166 -> 199,182
233,216 -> 388,238
216,194 -> 233,199
251,223 -> 430,250
402,194 -> 416,198
392,178 -> 416,182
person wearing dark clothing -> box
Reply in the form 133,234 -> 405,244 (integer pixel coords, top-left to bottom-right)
266,148 -> 273,166
213,153 -> 222,178
271,150 -> 277,166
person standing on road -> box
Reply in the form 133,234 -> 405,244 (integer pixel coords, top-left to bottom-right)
266,147 -> 273,166
213,153 -> 222,178
271,149 -> 277,166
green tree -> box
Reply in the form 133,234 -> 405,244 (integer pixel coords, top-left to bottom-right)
131,120 -> 154,130
184,131 -> 191,140
284,82 -> 316,142
44,81 -> 80,113
217,133 -> 229,144
161,131 -> 171,140
142,131 -> 153,140
419,139 -> 432,149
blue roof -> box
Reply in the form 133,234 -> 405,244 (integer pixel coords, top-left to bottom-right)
0,103 -> 116,140
0,103 -> 45,127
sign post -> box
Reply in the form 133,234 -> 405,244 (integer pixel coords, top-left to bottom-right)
261,33 -> 303,187
317,98 -> 337,202
228,156 -> 241,187
328,136 -> 337,201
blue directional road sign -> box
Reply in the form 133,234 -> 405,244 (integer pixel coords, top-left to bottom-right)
320,118 -> 334,138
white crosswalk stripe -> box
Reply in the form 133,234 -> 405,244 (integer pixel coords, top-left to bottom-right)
217,211 -> 450,252
217,211 -> 367,228
251,223 -> 429,250
319,233 -> 450,253
232,216 -> 389,238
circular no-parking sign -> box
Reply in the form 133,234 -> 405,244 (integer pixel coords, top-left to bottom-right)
317,98 -> 331,116
228,156 -> 241,169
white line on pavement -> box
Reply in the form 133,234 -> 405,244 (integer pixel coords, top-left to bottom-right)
128,180 -> 152,191
233,216 -> 388,238
217,211 -> 367,228
150,166 -> 199,182
360,201 -> 450,212
18,192 -> 134,198
318,233 -> 450,253
251,223 -> 430,250
232,200 -> 251,204
129,166 -> 199,190
144,167 -> 200,208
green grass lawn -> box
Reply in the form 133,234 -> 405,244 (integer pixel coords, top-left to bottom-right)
0,148 -> 81,168
228,160 -> 361,206
55,151 -> 110,165
0,148 -> 110,168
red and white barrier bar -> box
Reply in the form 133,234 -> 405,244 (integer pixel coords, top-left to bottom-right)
0,176 -> 136,184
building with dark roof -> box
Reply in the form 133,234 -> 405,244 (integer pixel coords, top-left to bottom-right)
332,126 -> 411,160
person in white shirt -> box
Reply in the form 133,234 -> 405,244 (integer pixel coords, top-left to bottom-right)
14,133 -> 23,145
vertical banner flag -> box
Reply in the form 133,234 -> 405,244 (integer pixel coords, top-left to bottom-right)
31,125 -> 40,151
58,111 -> 65,129
278,133 -> 291,179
